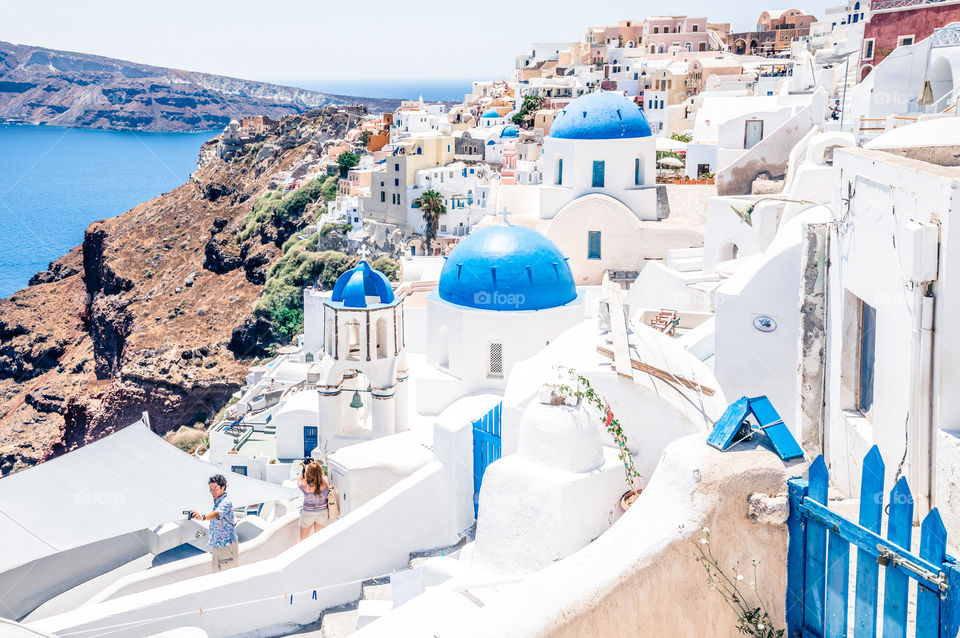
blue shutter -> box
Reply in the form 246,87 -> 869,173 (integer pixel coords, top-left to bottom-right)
859,301 -> 876,412
592,160 -> 605,187
588,231 -> 601,259
557,158 -> 563,185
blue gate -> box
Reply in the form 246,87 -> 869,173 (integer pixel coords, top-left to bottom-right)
787,446 -> 960,637
472,402 -> 502,517
303,426 -> 318,458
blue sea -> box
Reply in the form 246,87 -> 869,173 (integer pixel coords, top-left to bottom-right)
294,78 -> 478,103
0,125 -> 214,297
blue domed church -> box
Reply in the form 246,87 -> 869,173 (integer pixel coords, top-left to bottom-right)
420,225 -> 584,414
536,92 -> 679,285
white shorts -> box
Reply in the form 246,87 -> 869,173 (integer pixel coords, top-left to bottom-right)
300,508 -> 329,528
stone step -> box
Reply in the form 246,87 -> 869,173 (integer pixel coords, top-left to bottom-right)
361,582 -> 393,601
356,599 -> 393,631
320,608 -> 358,638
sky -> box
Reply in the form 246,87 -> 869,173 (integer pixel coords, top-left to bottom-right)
2,0 -> 840,85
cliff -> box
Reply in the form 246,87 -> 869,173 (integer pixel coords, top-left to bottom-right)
0,107 -> 384,476
0,41 -> 400,131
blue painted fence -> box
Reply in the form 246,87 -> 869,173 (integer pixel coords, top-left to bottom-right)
787,446 -> 960,637
472,402 -> 502,517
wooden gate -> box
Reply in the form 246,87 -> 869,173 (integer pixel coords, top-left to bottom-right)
787,446 -> 960,637
472,402 -> 502,517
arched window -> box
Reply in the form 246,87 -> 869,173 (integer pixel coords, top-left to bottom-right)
685,42 -> 693,52
376,317 -> 389,359
345,319 -> 361,361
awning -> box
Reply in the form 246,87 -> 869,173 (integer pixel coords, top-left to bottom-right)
0,420 -> 297,573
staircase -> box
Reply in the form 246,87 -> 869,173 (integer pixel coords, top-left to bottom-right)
288,529 -> 475,637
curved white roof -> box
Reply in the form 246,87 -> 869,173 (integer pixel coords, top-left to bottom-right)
865,117 -> 960,149
0,421 -> 297,574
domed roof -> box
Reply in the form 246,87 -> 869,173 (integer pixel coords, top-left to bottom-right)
481,109 -> 501,118
438,226 -> 577,311
549,91 -> 652,140
500,125 -> 520,138
330,260 -> 395,308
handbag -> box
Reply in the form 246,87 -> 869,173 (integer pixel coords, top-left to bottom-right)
326,485 -> 340,520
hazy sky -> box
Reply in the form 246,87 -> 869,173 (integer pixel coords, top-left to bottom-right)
2,0 -> 839,85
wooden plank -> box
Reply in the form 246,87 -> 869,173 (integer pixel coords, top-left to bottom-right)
606,287 -> 633,379
916,509 -> 947,638
787,479 -> 809,637
943,561 -> 960,638
881,477 -> 913,638
853,446 -> 884,638
706,396 -> 751,451
595,346 -> 716,396
749,396 -> 804,460
805,456 -> 829,636
825,528 -> 850,637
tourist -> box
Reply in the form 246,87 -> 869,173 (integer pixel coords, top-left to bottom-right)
190,474 -> 238,572
830,100 -> 841,121
297,460 -> 330,541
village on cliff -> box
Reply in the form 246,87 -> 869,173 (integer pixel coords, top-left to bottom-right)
6,4 -> 960,637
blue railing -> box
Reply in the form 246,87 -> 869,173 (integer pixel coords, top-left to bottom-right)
787,446 -> 960,637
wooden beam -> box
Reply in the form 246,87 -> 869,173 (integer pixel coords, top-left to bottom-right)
596,345 -> 716,396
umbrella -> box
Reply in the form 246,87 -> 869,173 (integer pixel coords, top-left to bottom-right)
656,137 -> 688,151
277,345 -> 301,355
919,78 -> 934,106
657,157 -> 684,168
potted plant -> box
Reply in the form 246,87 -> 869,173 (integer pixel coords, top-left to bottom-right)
548,368 -> 644,510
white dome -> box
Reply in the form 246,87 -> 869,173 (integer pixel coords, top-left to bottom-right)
516,402 -> 604,473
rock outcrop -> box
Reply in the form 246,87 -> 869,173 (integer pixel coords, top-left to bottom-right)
0,41 -> 400,132
0,107 -> 366,476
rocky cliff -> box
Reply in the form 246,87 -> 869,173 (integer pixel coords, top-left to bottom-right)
0,107 -> 379,476
0,41 -> 400,131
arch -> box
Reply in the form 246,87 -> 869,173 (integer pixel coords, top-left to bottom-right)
860,64 -> 873,82
345,319 -> 361,361
750,40 -> 759,54
930,56 -> 954,105
685,42 -> 693,52
376,317 -> 389,359
734,39 -> 747,55
650,45 -> 656,54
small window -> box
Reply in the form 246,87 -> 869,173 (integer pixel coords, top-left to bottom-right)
592,160 -> 605,187
862,38 -> 874,61
231,466 -> 247,476
394,178 -> 399,186
692,24 -> 699,32
394,163 -> 399,171
557,158 -> 563,185
488,341 -> 504,378
380,191 -> 385,202
588,231 -> 601,259
898,35 -> 914,47
634,158 -> 643,185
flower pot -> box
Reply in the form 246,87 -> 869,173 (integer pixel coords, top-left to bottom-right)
620,488 -> 643,511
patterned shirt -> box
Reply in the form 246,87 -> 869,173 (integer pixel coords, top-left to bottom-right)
208,493 -> 237,548
300,483 -> 329,512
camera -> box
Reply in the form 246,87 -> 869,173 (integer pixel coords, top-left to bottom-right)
183,510 -> 194,520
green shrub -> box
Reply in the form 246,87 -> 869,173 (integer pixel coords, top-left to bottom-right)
319,222 -> 353,236
372,257 -> 400,281
321,176 -> 339,202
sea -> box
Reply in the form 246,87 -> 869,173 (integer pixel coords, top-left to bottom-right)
297,78 -> 478,103
0,125 -> 215,297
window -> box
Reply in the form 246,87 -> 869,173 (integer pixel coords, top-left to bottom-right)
898,35 -> 914,47
588,231 -> 602,259
692,24 -> 699,32
394,178 -> 399,186
488,341 -> 503,378
592,160 -> 605,187
231,466 -> 247,476
380,191 -> 385,202
557,158 -> 563,184
858,300 -> 877,413
862,38 -> 874,61
394,163 -> 399,171
634,158 -> 644,185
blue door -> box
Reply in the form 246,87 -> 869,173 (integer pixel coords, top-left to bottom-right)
303,426 -> 318,458
472,402 -> 502,517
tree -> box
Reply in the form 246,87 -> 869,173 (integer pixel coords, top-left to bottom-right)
337,151 -> 360,177
511,95 -> 545,128
358,131 -> 372,147
412,190 -> 446,255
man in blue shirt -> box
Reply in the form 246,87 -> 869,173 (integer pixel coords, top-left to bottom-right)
190,474 -> 238,572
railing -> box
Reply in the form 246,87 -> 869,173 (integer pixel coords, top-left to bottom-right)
786,446 -> 960,637
933,24 -> 960,48
874,0 -> 945,10
215,417 -> 254,448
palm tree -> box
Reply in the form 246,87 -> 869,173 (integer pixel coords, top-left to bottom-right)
412,190 -> 446,255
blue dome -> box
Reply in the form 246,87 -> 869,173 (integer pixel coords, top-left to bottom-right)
331,261 -> 395,308
481,109 -> 501,118
438,226 -> 577,311
500,125 -> 519,138
549,92 -> 652,140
